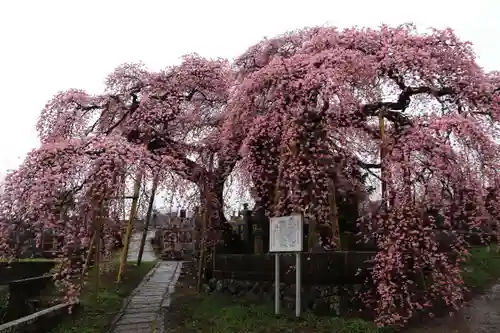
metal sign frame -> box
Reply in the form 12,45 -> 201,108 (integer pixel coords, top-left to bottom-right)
269,214 -> 303,317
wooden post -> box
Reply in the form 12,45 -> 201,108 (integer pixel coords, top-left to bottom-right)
328,178 -> 342,250
117,172 -> 142,283
403,150 -> 412,201
94,218 -> 101,302
40,228 -> 45,254
307,216 -> 316,252
212,244 -> 216,271
379,111 -> 387,209
196,207 -> 207,292
79,232 -> 96,290
254,228 -> 263,254
273,147 -> 286,216
137,175 -> 159,266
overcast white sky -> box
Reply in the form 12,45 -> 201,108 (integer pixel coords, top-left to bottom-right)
0,0 -> 499,182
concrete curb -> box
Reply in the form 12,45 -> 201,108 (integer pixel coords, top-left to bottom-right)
156,261 -> 183,333
160,261 -> 182,308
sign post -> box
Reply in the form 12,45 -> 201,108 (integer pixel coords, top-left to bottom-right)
269,214 -> 303,317
295,250 -> 301,317
274,252 -> 280,315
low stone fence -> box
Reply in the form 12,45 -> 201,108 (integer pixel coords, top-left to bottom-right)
0,262 -> 55,285
5,275 -> 54,322
0,302 -> 76,333
212,252 -> 375,285
207,250 -> 472,318
208,252 -> 375,317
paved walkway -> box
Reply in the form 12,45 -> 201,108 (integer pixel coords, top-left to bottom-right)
111,261 -> 183,333
127,230 -> 156,262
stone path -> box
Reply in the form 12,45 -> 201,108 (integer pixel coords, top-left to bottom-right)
127,230 -> 156,262
111,261 -> 182,333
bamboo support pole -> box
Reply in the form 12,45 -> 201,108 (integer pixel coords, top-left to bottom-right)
117,172 -> 142,282
196,205 -> 208,292
94,219 -> 101,302
137,175 -> 159,266
79,232 -> 96,289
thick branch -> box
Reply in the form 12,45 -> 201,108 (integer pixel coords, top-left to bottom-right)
359,161 -> 381,169
106,94 -> 140,135
361,86 -> 454,126
147,137 -> 206,183
216,153 -> 240,180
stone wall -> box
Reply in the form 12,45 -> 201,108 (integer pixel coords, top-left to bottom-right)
203,277 -> 368,317
208,252 -> 377,317
212,252 -> 375,286
5,275 -> 54,322
207,251 -> 471,319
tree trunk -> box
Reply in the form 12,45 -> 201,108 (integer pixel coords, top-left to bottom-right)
199,175 -> 226,227
195,172 -> 225,292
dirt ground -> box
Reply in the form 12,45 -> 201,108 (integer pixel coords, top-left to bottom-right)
407,283 -> 500,333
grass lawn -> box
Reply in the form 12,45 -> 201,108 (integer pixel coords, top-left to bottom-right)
461,246 -> 500,290
166,293 -> 382,333
48,259 -> 156,333
164,264 -> 384,333
165,246 -> 500,333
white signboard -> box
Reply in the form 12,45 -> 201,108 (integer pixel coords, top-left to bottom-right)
269,214 -> 303,252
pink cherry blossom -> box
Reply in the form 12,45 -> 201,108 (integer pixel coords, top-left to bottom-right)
228,24 -> 500,326
1,24 -> 499,326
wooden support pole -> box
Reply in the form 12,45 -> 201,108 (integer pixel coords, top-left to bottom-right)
94,219 -> 101,302
378,111 -> 388,209
137,175 -> 159,266
196,205 -> 207,293
117,172 -> 142,282
328,178 -> 342,250
307,200 -> 318,252
79,232 -> 96,289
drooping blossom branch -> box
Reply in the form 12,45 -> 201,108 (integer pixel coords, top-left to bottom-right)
226,24 -> 500,326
